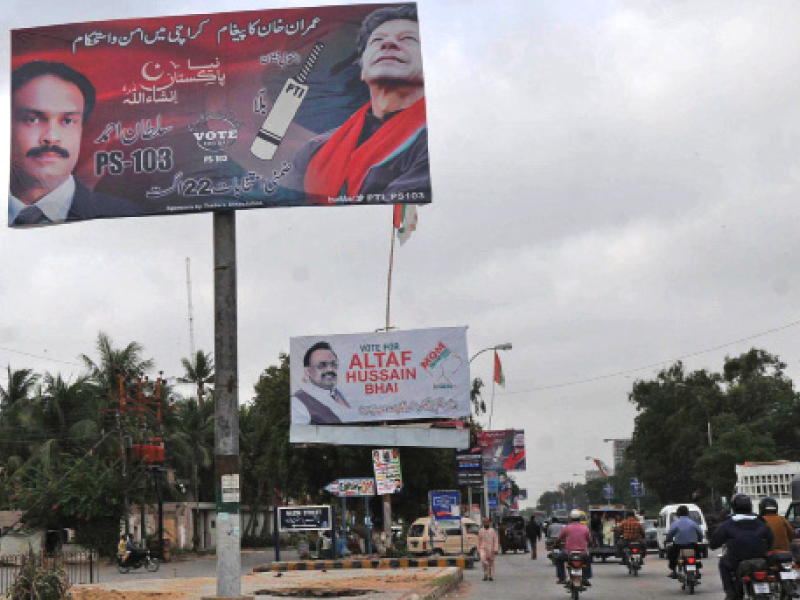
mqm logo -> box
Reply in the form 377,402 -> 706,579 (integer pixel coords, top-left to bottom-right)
420,342 -> 464,388
188,113 -> 242,152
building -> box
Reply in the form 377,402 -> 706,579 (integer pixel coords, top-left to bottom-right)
585,469 -> 603,482
611,439 -> 631,472
735,461 -> 800,515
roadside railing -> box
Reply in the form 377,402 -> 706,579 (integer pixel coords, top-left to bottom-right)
0,549 -> 98,594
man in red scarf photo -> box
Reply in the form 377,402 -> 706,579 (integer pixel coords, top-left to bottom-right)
286,4 -> 430,204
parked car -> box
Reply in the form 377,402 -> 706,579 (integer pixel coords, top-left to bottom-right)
406,517 -> 479,556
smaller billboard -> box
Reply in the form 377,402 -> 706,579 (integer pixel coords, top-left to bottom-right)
278,505 -> 332,532
429,490 -> 461,521
476,430 -> 526,471
338,478 -> 376,497
373,448 -> 403,495
455,451 -> 483,486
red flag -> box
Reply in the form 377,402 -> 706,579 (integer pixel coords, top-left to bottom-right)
493,350 -> 505,387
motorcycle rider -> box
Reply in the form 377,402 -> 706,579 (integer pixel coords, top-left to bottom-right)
555,509 -> 593,586
759,496 -> 795,553
710,493 -> 774,600
759,496 -> 799,599
615,509 -> 646,564
665,504 -> 704,579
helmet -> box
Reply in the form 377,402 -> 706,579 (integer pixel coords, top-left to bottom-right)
731,493 -> 753,515
570,509 -> 582,521
759,497 -> 779,515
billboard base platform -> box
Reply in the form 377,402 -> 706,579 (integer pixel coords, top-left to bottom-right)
290,425 -> 470,448
253,556 -> 475,572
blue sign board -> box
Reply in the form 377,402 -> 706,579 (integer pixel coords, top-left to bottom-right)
630,478 -> 645,498
603,484 -> 614,499
430,490 -> 461,521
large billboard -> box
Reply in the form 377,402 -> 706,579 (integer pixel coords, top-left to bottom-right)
476,430 -> 526,472
9,3 -> 430,227
290,326 -> 469,424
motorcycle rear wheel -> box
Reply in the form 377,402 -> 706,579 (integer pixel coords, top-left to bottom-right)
117,563 -> 130,574
571,585 -> 580,600
146,557 -> 160,572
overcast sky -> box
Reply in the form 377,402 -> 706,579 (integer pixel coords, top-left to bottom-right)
3,0 -> 800,506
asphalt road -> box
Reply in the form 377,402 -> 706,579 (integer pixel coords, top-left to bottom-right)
458,543 -> 725,599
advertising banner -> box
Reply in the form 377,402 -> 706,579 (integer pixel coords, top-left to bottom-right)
429,490 -> 461,521
373,448 -> 403,495
338,477 -> 376,497
9,3 -> 431,227
485,470 -> 499,509
475,429 -> 526,472
278,505 -> 332,531
290,326 -> 469,425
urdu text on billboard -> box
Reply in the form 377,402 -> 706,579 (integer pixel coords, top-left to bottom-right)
290,326 -> 469,425
9,3 -> 431,227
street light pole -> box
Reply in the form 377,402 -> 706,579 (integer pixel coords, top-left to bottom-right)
469,343 -> 512,430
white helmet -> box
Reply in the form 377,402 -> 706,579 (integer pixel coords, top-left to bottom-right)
570,509 -> 582,520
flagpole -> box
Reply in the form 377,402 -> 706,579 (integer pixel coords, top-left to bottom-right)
488,376 -> 496,429
385,209 -> 396,331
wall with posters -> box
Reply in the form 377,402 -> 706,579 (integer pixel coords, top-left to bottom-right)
9,3 -> 431,227
290,326 -> 469,425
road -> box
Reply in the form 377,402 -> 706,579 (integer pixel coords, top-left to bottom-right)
455,544 -> 724,599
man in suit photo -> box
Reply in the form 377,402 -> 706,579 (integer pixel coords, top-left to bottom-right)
291,341 -> 353,425
10,60 -> 142,226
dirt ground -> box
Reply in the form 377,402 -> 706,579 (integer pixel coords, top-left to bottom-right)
69,568 -> 451,600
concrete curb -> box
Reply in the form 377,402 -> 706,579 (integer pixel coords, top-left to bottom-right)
402,567 -> 464,600
254,557 -> 475,573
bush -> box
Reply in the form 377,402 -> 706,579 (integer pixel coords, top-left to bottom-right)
9,549 -> 71,600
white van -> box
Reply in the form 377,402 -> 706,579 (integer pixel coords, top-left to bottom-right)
656,503 -> 708,558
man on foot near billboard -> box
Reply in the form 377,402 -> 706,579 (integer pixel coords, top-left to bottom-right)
286,4 -> 429,202
292,341 -> 352,424
10,61 -> 142,226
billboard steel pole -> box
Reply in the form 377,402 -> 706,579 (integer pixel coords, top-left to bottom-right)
207,211 -> 250,600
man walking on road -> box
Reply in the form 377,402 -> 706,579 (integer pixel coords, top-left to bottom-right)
526,516 -> 542,559
478,518 -> 499,581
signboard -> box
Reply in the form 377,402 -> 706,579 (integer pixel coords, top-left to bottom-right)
429,490 -> 461,521
278,505 -> 332,532
221,474 -> 240,503
338,478 -> 376,497
603,484 -> 615,500
455,451 -> 483,486
630,478 -> 645,498
373,448 -> 403,495
475,430 -> 526,471
486,470 -> 499,509
290,327 -> 469,425
9,3 -> 431,227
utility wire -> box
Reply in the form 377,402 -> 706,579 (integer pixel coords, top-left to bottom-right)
495,317 -> 800,395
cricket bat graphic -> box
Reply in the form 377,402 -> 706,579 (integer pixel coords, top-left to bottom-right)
251,42 -> 325,160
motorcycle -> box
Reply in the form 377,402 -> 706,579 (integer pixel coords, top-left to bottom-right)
767,551 -> 799,599
117,550 -> 160,574
735,557 -> 772,600
622,542 -> 646,576
564,551 -> 590,600
675,547 -> 702,595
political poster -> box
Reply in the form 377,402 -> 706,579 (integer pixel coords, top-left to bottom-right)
9,3 -> 431,227
373,448 -> 403,495
290,326 -> 469,425
475,429 -> 526,472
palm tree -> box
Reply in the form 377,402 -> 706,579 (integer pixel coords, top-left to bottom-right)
0,366 -> 39,408
80,332 -> 155,400
179,351 -> 214,411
